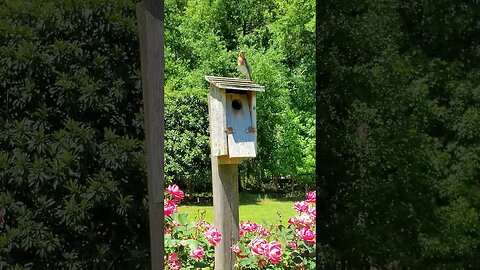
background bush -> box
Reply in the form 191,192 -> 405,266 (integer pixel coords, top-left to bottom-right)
0,0 -> 152,268
317,1 -> 480,269
164,89 -> 210,194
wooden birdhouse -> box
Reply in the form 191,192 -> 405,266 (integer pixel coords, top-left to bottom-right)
205,76 -> 265,164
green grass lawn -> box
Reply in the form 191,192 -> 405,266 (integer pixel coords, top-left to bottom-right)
179,193 -> 301,226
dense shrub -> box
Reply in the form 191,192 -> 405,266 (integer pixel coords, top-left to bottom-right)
318,1 -> 480,268
164,89 -> 211,193
0,0 -> 150,268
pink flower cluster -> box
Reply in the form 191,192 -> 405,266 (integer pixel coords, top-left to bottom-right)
167,184 -> 184,202
295,227 -> 315,245
288,213 -> 314,228
239,220 -> 270,237
164,199 -> 178,217
164,184 -> 317,269
167,253 -> 181,270
204,225 -> 222,246
289,191 -> 316,245
164,184 -> 225,268
164,184 -> 185,217
190,246 -> 205,260
231,243 -> 241,254
247,237 -> 283,264
293,201 -> 309,213
306,191 -> 316,203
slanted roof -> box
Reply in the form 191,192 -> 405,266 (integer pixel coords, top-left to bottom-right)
204,76 -> 265,92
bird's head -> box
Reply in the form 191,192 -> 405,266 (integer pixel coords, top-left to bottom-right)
239,50 -> 245,58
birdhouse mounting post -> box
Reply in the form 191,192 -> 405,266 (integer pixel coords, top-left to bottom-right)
205,76 -> 264,270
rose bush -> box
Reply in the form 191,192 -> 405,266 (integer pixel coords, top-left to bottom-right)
164,184 -> 219,269
232,190 -> 316,269
164,185 -> 316,269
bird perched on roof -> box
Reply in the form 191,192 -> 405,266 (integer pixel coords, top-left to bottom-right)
237,50 -> 251,81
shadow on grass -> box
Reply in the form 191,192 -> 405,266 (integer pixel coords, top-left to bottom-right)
182,191 -> 303,206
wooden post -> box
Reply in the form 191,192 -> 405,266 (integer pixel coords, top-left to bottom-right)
136,1 -> 164,269
211,156 -> 239,270
205,77 -> 263,270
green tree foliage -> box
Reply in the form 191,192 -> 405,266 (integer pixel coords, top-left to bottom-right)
318,1 -> 480,268
163,0 -> 316,189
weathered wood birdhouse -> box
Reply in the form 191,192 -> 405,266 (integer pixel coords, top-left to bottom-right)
205,76 -> 265,164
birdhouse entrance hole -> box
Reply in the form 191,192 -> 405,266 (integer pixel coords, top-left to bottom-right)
232,99 -> 242,111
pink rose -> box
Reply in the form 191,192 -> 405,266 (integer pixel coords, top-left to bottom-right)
190,246 -> 205,260
288,216 -> 298,225
256,226 -> 270,237
240,221 -> 258,233
168,253 -> 181,270
204,226 -> 222,246
264,241 -> 283,264
307,206 -> 316,220
231,243 -> 241,254
305,191 -> 316,203
249,222 -> 259,232
248,237 -> 267,256
296,214 -> 314,228
296,227 -> 315,245
168,252 -> 178,262
164,200 -> 178,217
169,260 -> 181,270
167,184 -> 184,202
293,201 -> 309,213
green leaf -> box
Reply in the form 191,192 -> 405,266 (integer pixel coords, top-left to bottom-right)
239,256 -> 257,267
193,261 -> 210,268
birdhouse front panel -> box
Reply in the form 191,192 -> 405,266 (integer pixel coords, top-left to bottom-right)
205,76 -> 264,161
208,86 -> 228,157
225,93 -> 256,158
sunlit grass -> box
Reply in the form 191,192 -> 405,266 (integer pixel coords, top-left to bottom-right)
179,193 -> 300,226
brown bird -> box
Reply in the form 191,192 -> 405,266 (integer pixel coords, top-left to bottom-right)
237,50 -> 251,81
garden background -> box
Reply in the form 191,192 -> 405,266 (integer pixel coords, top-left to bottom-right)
0,0 -> 314,268
1,0 -> 480,269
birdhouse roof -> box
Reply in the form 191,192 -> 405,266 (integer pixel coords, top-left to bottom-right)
204,76 -> 265,92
